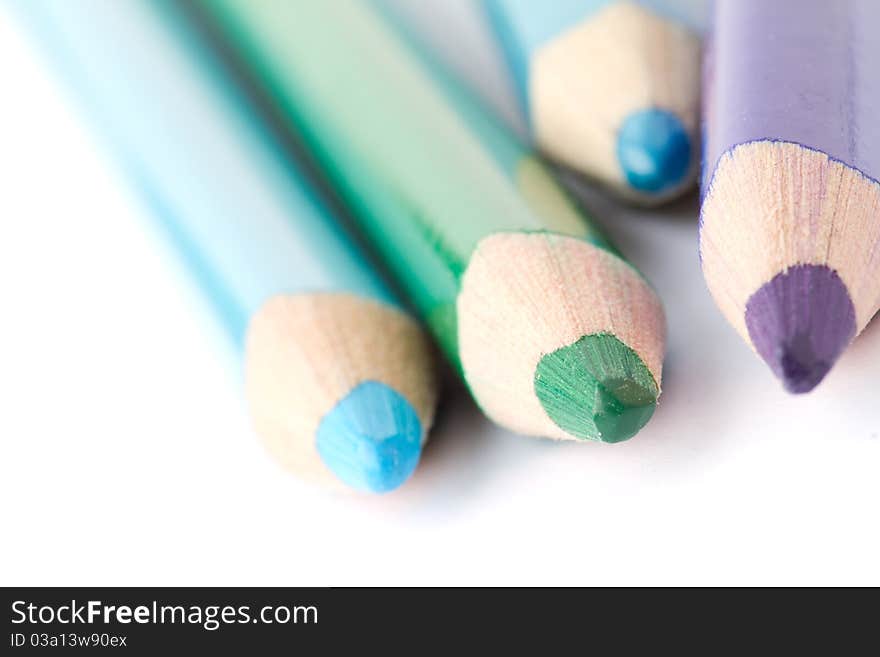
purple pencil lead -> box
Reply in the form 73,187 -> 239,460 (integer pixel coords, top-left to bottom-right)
745,265 -> 856,394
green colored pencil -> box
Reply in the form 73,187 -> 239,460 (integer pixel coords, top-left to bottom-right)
199,0 -> 667,443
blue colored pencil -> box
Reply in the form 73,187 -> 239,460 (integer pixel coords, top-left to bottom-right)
10,0 -> 438,493
483,0 -> 702,202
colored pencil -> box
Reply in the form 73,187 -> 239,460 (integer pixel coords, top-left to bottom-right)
12,0 -> 438,492
701,0 -> 880,394
483,0 -> 702,202
199,0 -> 666,443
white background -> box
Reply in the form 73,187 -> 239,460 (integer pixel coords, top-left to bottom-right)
1,1 -> 878,586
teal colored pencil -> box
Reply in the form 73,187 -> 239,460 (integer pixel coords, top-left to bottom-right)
483,0 -> 702,203
11,0 -> 438,493
199,0 -> 667,443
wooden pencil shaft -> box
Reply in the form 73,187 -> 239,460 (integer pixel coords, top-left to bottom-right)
13,0 -> 395,348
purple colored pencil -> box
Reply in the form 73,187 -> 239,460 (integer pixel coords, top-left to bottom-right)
700,0 -> 880,393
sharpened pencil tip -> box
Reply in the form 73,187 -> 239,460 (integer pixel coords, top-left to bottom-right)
776,343 -> 832,394
745,264 -> 856,394
617,108 -> 691,194
316,380 -> 423,493
534,333 -> 658,442
592,378 -> 657,443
